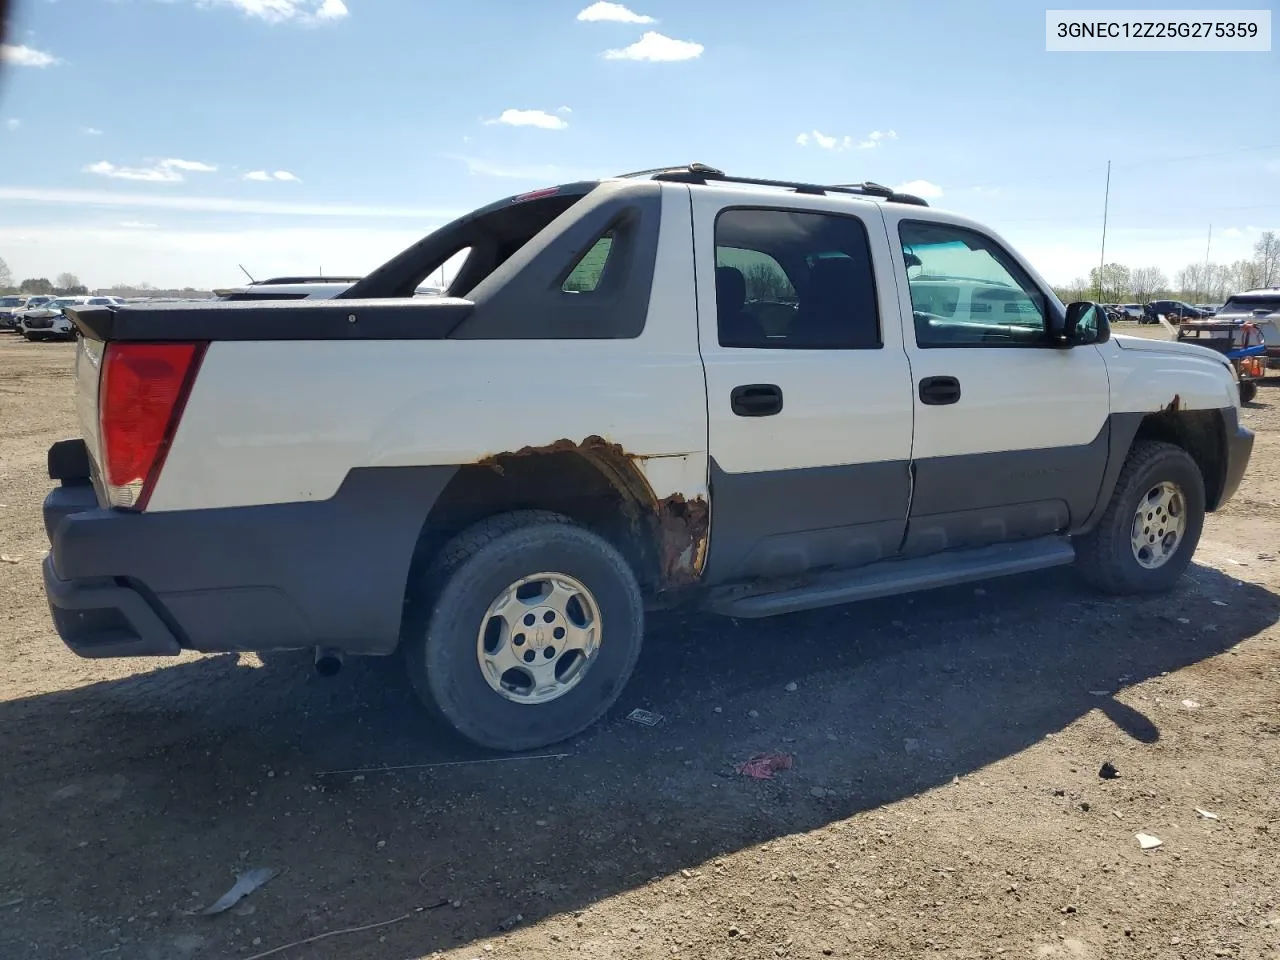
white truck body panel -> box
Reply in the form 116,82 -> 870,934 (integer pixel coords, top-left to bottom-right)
1104,335 -> 1238,412
148,186 -> 710,513
690,187 -> 916,475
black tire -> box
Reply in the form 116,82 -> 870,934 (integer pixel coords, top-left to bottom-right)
1074,440 -> 1205,595
402,510 -> 644,752
1239,381 -> 1257,405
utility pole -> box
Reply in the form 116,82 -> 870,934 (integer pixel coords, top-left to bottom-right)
1097,160 -> 1111,302
1203,225 -> 1212,301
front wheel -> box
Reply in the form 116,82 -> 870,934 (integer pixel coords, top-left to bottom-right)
1239,381 -> 1258,405
1074,441 -> 1205,595
402,511 -> 644,752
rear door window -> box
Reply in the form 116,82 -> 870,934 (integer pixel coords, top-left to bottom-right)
713,208 -> 880,349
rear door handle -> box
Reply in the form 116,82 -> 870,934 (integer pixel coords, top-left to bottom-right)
731,383 -> 783,417
919,376 -> 961,406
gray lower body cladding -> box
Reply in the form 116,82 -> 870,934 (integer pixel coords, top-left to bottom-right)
40,408 -> 1254,659
43,462 -> 456,659
703,409 -> 1255,588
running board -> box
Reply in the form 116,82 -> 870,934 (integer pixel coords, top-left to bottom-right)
703,536 -> 1077,619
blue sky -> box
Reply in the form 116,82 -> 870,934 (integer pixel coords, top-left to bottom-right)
0,0 -> 1276,289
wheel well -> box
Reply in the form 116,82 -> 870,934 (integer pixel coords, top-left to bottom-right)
404,448 -> 665,609
1133,409 -> 1227,509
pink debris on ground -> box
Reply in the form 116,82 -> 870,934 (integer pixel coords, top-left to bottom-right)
735,752 -> 795,780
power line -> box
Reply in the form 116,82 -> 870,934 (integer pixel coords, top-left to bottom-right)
963,142 -> 1280,193
986,202 -> 1280,225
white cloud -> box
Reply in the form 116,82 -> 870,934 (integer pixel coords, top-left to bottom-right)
199,0 -> 348,24
484,108 -> 569,131
85,158 -> 218,183
5,119 -> 20,131
120,221 -> 159,229
0,185 -> 461,219
857,129 -> 898,149
163,159 -> 219,173
1222,227 -> 1243,238
603,31 -> 703,62
83,127 -> 104,136
576,2 -> 654,23
796,128 -> 898,152
557,106 -> 572,114
1,43 -> 60,67
245,169 -> 302,182
895,179 -> 944,199
795,130 -> 850,152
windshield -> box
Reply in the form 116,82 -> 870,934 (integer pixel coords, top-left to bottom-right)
50,299 -> 80,308
0,297 -> 22,307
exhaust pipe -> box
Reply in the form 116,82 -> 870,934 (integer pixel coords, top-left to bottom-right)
313,647 -> 344,678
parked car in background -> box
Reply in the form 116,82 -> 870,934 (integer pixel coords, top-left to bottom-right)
0,295 -> 31,330
1194,304 -> 1221,316
1216,288 -> 1280,367
212,276 -> 363,302
1119,303 -> 1144,321
19,297 -> 90,341
6,294 -> 55,331
1143,300 -> 1209,323
212,275 -> 444,301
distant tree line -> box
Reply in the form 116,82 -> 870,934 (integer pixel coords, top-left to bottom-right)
0,259 -> 211,299
1053,231 -> 1280,305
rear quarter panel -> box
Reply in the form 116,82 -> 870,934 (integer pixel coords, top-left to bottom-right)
146,184 -> 710,515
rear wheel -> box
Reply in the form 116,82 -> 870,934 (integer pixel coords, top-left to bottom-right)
1074,441 -> 1205,595
402,511 -> 644,752
1239,381 -> 1258,405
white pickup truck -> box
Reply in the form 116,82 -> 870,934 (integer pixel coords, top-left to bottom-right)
42,164 -> 1254,752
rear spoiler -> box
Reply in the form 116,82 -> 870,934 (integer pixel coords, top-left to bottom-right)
66,297 -> 476,343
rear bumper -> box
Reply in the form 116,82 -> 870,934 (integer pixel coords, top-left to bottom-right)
42,551 -> 183,658
41,442 -> 457,659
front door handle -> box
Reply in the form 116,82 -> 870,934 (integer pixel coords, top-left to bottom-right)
731,383 -> 783,417
919,376 -> 961,405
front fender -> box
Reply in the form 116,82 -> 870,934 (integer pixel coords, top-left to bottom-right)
1101,338 -> 1236,413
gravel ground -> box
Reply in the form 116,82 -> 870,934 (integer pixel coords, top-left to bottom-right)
0,331 -> 1277,960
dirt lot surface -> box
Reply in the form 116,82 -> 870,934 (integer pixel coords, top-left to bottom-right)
1,330 -> 1278,960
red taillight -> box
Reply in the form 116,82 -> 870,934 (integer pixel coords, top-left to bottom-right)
99,341 -> 206,510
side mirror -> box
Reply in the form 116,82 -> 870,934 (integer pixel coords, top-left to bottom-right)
1054,301 -> 1111,347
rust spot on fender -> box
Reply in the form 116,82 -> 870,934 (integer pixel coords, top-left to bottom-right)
655,493 -> 710,588
475,437 -> 709,590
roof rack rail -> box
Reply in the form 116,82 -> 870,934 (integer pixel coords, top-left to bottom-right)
618,163 -> 929,207
251,275 -> 363,286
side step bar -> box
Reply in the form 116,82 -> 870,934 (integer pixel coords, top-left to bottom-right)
703,536 -> 1077,619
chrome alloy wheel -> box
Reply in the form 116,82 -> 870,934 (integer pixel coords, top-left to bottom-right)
1130,481 -> 1186,569
475,572 -> 602,704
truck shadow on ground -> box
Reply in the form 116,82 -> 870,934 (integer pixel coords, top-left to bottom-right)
0,563 -> 1276,959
